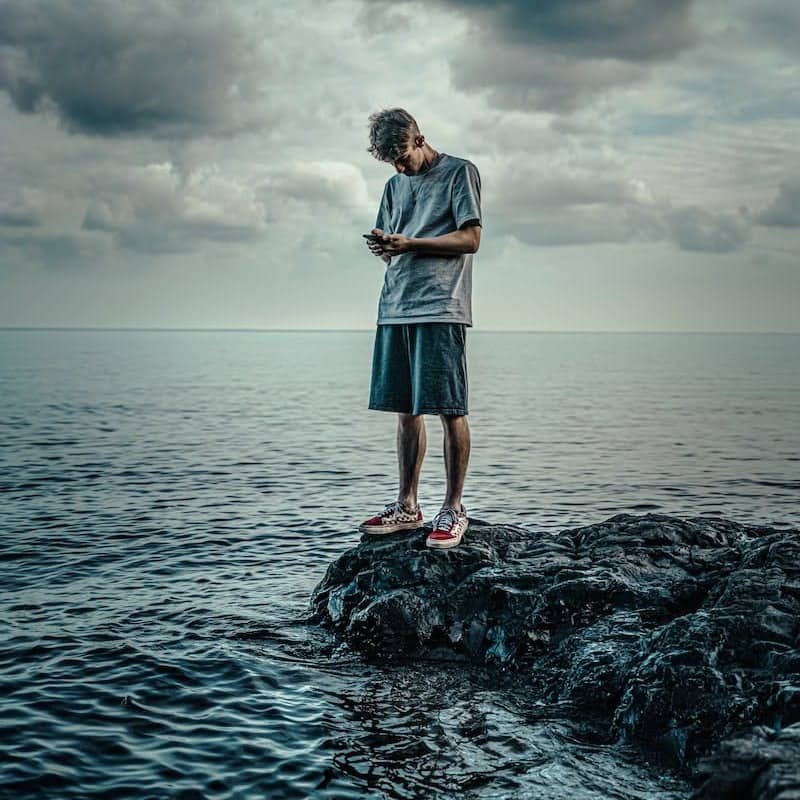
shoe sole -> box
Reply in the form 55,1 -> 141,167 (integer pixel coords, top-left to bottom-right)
426,523 -> 468,549
359,520 -> 423,535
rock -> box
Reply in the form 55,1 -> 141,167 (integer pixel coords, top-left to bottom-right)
307,512 -> 800,797
692,723 -> 800,799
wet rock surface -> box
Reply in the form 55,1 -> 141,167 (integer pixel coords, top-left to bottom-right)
307,513 -> 800,798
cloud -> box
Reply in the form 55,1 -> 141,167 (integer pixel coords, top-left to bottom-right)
0,0 -> 272,139
497,205 -> 662,248
449,45 -> 644,113
81,162 -> 268,253
355,2 -> 415,35
0,230 -> 109,267
756,179 -> 800,228
256,160 -> 372,223
493,168 -> 653,211
663,205 -> 750,252
0,187 -> 51,226
496,201 -> 750,252
740,1 -> 800,56
1,155 -> 374,263
437,0 -> 696,61
488,163 -> 750,251
0,0 -> 795,332
362,0 -> 697,112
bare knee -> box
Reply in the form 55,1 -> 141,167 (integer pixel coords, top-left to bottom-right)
398,412 -> 423,426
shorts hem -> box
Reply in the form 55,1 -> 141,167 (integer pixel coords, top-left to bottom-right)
368,404 -> 409,413
368,405 -> 467,416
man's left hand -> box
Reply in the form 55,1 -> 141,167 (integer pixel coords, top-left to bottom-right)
380,234 -> 413,255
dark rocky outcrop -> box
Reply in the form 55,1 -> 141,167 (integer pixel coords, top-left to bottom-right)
307,513 -> 800,798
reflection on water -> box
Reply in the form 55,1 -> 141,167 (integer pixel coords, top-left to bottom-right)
312,660 -> 686,799
1,330 -> 797,797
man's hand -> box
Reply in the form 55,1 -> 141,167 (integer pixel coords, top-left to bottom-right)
380,233 -> 413,256
366,227 -> 480,260
365,227 -> 392,264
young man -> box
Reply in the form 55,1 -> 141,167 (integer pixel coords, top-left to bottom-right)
359,108 -> 482,549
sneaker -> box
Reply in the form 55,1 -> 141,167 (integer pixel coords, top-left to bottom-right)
426,505 -> 469,549
359,501 -> 423,535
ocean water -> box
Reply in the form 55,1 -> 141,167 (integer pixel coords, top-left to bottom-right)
1,329 -> 798,799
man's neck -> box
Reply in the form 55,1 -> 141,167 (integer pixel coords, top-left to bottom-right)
419,145 -> 441,173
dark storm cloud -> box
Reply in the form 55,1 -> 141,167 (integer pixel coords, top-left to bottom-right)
362,0 -> 696,112
449,0 -> 696,111
756,179 -> 800,228
435,0 -> 696,61
0,0 -> 270,138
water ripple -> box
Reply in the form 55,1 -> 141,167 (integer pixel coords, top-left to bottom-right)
2,329 -> 798,797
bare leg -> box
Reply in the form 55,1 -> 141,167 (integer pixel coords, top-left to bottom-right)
397,413 -> 426,511
440,414 -> 470,511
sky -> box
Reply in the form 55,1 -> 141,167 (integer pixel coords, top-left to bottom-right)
0,0 -> 798,332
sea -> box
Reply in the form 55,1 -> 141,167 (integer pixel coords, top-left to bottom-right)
1,329 -> 798,799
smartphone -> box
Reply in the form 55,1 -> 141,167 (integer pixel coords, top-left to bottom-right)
362,233 -> 384,242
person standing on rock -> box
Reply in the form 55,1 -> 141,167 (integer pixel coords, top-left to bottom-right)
358,108 -> 482,549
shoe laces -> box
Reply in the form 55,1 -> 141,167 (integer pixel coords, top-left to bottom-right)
384,501 -> 413,516
433,507 -> 459,530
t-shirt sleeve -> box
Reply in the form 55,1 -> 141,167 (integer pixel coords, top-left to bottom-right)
374,180 -> 392,233
452,162 -> 482,230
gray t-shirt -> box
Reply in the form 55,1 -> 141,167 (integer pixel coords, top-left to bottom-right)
374,153 -> 482,327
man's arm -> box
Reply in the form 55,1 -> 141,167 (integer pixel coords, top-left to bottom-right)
384,222 -> 481,257
412,221 -> 481,255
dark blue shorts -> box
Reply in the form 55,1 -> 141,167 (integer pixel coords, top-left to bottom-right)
368,322 -> 468,416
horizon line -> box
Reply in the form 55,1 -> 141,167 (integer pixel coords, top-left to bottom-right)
1,326 -> 798,334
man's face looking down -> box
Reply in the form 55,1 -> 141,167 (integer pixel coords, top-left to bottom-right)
391,134 -> 428,175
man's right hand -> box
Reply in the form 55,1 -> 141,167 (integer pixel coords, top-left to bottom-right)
366,228 -> 391,264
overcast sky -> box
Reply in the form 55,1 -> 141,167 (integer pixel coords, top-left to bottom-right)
0,0 -> 798,331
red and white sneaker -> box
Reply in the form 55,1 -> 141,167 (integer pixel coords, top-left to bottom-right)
359,501 -> 424,535
426,505 -> 469,549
